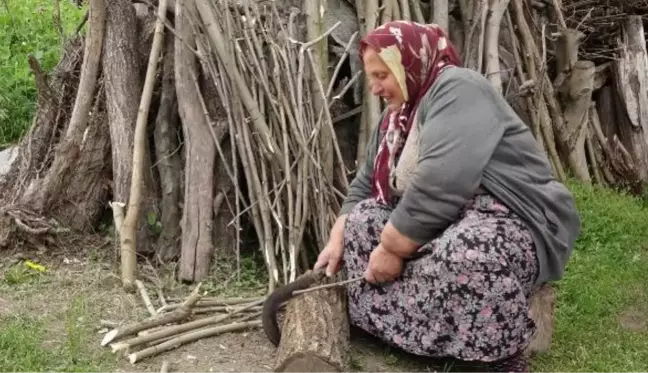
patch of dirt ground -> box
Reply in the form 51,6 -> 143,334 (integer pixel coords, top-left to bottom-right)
0,247 -> 471,372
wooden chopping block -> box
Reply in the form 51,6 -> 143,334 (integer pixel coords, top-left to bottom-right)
262,268 -> 351,372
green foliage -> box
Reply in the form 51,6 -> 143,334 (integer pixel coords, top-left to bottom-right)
531,181 -> 648,371
0,0 -> 86,148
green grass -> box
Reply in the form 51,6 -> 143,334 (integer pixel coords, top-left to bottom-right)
0,0 -> 85,148
0,298 -> 116,372
531,181 -> 648,371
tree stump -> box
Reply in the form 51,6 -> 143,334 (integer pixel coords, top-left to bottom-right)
272,270 -> 350,372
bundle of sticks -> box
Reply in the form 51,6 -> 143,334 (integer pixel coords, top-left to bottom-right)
563,0 -> 648,62
100,282 -> 265,364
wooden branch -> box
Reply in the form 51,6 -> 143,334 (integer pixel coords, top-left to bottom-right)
135,280 -> 158,316
586,125 -> 602,184
109,201 -> 126,235
559,60 -> 595,182
101,283 -> 202,346
409,0 -> 425,23
484,0 -> 510,93
358,0 -> 382,166
381,0 -> 394,24
160,361 -> 170,373
432,0 -> 448,32
510,0 -> 566,181
154,31 -> 182,262
613,16 -> 648,181
195,0 -> 286,171
305,0 -> 333,186
175,0 -> 216,282
129,320 -> 261,364
119,0 -> 167,290
399,0 -> 411,20
164,296 -> 264,305
113,298 -> 264,354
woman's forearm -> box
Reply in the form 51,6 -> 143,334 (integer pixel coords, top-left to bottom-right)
380,221 -> 421,258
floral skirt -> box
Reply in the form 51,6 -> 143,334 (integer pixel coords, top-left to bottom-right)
342,194 -> 539,362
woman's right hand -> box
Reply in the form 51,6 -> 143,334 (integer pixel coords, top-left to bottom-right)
313,214 -> 348,276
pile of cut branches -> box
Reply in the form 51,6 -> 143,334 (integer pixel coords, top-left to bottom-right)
100,281 -> 266,364
184,0 -> 355,290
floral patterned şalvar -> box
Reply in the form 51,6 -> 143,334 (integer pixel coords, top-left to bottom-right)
343,194 -> 539,363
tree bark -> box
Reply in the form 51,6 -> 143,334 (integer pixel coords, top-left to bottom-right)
175,0 -> 216,282
196,48 -> 236,259
154,32 -> 183,262
510,0 -> 566,181
357,0 -> 381,166
432,0 -> 448,32
274,271 -> 350,372
613,16 -> 648,182
103,0 -> 158,255
484,0 -> 509,94
550,29 -> 592,182
559,60 -> 594,182
20,0 -> 105,223
119,0 -> 168,289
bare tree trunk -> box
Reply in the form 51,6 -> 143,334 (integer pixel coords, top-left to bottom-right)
175,0 -> 216,282
613,16 -> 648,182
103,0 -> 158,259
154,32 -> 183,262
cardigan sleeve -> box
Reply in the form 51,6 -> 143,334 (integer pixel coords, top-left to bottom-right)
388,73 -> 506,244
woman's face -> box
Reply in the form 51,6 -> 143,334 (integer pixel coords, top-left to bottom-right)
363,47 -> 405,110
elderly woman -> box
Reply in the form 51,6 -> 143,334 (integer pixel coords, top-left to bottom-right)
314,21 -> 580,372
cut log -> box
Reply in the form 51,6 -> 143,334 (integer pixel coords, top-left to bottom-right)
273,270 -> 350,372
613,16 -> 648,182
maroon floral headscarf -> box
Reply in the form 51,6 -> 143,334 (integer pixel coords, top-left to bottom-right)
359,21 -> 461,205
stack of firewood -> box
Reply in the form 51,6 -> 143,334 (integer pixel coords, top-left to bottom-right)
100,282 -> 265,364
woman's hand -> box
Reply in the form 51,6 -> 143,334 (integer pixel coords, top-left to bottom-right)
364,243 -> 404,284
313,214 -> 348,276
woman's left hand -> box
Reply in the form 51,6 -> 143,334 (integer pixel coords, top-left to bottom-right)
364,244 -> 404,284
